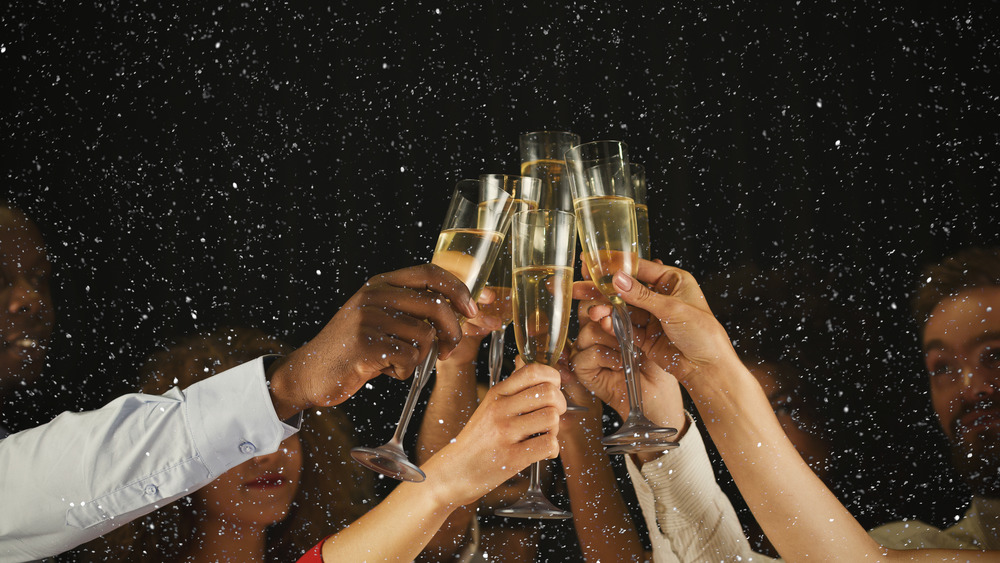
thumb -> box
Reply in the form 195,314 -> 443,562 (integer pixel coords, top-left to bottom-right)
611,269 -> 691,328
613,270 -> 666,313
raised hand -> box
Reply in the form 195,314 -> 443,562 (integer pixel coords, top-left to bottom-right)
604,261 -> 735,386
420,362 -> 566,507
570,261 -> 686,434
268,264 -> 479,418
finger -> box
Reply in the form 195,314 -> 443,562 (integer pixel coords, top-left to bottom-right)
508,407 -> 563,442
503,382 -> 565,416
463,312 -> 503,336
576,294 -> 613,325
358,330 -> 423,382
634,259 -> 682,292
578,253 -> 592,281
492,363 -> 560,397
478,286 -> 496,305
374,264 -> 478,318
569,344 -> 623,380
502,432 -> 560,473
612,270 -> 707,330
513,355 -> 525,370
575,319 -> 619,351
633,260 -> 712,314
361,286 -> 464,356
572,280 -> 605,302
361,306 -> 437,351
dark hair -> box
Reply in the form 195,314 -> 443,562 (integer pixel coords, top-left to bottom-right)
912,247 -> 1000,335
78,327 -> 374,562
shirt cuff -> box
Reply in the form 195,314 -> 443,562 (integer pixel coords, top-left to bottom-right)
184,356 -> 301,478
625,412 -> 719,530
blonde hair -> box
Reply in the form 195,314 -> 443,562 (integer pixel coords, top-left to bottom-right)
78,326 -> 374,562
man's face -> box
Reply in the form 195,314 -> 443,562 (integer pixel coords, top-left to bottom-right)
0,208 -> 54,396
923,286 -> 1000,497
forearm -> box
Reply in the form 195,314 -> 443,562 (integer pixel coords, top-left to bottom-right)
684,357 -> 882,563
416,358 -> 479,560
561,409 -> 648,563
321,480 -> 456,561
417,359 -> 479,463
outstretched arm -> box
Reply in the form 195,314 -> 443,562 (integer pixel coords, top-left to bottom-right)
556,354 -> 652,563
415,306 -> 501,561
611,260 -> 986,563
0,264 -> 474,561
312,363 -> 566,562
571,280 -> 755,563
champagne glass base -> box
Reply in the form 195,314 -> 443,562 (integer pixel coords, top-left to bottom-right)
601,412 -> 678,448
350,445 -> 426,483
604,441 -> 679,455
495,492 -> 572,520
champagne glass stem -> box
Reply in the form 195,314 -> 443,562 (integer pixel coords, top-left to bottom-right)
488,329 -> 505,387
598,301 -> 678,450
525,461 -> 544,496
390,340 -> 438,446
611,301 -> 644,414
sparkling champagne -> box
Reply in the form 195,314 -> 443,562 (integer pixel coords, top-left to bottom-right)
512,265 -> 574,366
432,228 -> 505,300
483,199 -> 539,325
521,159 -> 573,211
635,203 -> 651,260
573,195 -> 638,301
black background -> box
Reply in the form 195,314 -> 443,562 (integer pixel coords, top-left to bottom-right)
3,1 -> 999,559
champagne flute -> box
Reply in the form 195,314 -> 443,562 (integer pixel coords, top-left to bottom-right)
495,209 -> 576,519
350,178 -> 514,482
631,162 -> 651,260
482,175 -> 542,387
518,130 -> 588,412
565,140 -> 678,452
603,162 -> 679,456
519,130 -> 581,213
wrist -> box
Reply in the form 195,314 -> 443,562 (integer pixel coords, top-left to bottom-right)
677,351 -> 748,395
266,356 -> 310,421
418,453 -> 468,512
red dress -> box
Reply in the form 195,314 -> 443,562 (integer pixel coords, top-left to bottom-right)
296,537 -> 328,563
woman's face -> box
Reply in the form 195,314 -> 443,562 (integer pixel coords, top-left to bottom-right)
195,434 -> 304,527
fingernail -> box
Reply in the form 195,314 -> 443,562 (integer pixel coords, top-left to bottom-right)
468,297 -> 479,316
614,271 -> 633,291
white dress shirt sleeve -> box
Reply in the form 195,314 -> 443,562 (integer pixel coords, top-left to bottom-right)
0,356 -> 299,562
625,414 -> 775,563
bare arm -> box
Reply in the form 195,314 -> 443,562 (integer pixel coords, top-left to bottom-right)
415,311 -> 499,561
614,261 -> 993,563
319,363 -> 566,562
557,360 -> 651,563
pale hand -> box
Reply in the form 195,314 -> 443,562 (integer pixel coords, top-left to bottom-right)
419,362 -> 566,507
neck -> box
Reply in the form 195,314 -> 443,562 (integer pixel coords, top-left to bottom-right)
187,516 -> 268,563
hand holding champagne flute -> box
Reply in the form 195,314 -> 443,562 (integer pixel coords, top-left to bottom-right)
494,209 -> 576,519
351,177 -> 514,482
565,140 -> 677,452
